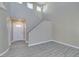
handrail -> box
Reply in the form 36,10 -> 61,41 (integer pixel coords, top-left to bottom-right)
27,9 -> 45,33
28,18 -> 45,33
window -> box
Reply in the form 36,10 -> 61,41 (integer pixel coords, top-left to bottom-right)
18,2 -> 23,4
36,6 -> 41,12
43,5 -> 48,12
16,24 -> 22,28
27,3 -> 33,9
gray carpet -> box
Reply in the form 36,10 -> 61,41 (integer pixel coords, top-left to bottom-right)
1,41 -> 79,57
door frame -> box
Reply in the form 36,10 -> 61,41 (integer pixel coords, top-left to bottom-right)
7,17 -> 28,46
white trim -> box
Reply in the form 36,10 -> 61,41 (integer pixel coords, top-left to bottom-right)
29,39 -> 79,49
25,22 -> 27,44
7,18 -> 11,46
51,40 -> 79,49
29,40 -> 52,47
0,48 -> 10,56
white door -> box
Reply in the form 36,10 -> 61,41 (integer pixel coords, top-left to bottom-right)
13,22 -> 24,41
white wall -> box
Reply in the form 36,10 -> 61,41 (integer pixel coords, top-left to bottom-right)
46,2 -> 79,47
29,21 -> 53,46
0,7 -> 8,54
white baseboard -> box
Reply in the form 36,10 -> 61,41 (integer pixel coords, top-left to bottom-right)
29,40 -> 52,47
0,48 -> 10,56
51,40 -> 79,49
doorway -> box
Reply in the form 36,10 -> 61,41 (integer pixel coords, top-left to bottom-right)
8,17 -> 27,46
13,20 -> 24,42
